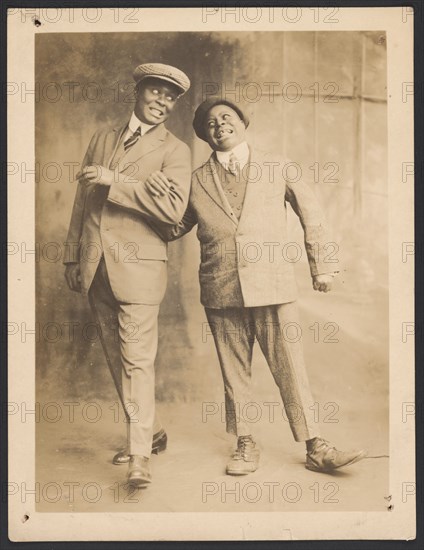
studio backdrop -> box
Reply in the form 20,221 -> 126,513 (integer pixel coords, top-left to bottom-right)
35,31 -> 388,412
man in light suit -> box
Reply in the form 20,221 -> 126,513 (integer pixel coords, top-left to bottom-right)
64,63 -> 191,486
146,98 -> 367,475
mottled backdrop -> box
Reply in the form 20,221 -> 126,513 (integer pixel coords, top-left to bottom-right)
35,32 -> 387,408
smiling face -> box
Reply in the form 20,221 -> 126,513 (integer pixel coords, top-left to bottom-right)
204,104 -> 247,152
134,77 -> 180,125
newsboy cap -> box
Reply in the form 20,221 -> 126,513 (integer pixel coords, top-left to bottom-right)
192,98 -> 250,142
133,63 -> 191,95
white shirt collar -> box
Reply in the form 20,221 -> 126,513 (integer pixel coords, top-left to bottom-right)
216,141 -> 250,171
126,112 -> 156,138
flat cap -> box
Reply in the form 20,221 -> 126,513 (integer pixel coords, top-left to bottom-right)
193,98 -> 250,142
133,63 -> 190,95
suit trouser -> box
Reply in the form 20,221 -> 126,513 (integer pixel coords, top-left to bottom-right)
88,257 -> 161,457
205,302 -> 320,442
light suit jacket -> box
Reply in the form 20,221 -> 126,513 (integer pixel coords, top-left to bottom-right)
64,122 -> 191,304
154,148 -> 337,308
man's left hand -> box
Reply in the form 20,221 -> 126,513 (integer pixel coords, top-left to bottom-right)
76,165 -> 115,186
312,274 -> 334,293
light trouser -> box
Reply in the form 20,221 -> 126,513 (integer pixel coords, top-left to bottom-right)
89,257 -> 161,457
205,302 -> 320,442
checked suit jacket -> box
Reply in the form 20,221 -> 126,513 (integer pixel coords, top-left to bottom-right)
64,122 -> 191,305
154,148 -> 336,308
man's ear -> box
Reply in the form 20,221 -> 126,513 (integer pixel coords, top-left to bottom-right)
134,82 -> 143,98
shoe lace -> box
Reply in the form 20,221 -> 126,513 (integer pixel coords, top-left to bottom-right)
312,438 -> 337,454
235,436 -> 254,458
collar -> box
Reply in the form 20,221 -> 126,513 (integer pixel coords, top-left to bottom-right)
216,141 -> 250,170
127,112 -> 156,136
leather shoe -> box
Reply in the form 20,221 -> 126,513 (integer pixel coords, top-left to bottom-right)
113,429 -> 167,465
127,455 -> 152,487
226,435 -> 260,475
305,437 -> 367,472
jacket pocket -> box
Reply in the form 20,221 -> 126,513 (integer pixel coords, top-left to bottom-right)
136,244 -> 168,261
264,190 -> 285,202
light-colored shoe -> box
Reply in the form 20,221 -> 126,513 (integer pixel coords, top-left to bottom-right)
226,435 -> 260,475
306,438 -> 367,472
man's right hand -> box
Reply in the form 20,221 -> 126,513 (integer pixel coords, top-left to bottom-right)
145,171 -> 174,197
65,263 -> 82,292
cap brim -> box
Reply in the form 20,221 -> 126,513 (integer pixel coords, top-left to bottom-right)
135,74 -> 186,95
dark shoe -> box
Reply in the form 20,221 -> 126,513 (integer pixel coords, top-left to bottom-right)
305,438 -> 367,472
113,429 -> 167,465
127,455 -> 152,487
151,429 -> 168,455
226,435 -> 260,475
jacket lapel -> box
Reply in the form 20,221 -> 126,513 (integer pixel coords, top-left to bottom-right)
119,123 -> 167,169
198,155 -> 238,227
237,148 -> 265,233
106,124 -> 127,168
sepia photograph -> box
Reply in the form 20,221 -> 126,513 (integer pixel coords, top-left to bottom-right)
7,5 -> 415,542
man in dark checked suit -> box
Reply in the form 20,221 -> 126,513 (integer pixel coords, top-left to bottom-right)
146,98 -> 367,475
64,63 -> 191,486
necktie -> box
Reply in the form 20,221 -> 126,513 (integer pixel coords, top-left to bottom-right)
124,126 -> 141,152
227,152 -> 240,176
